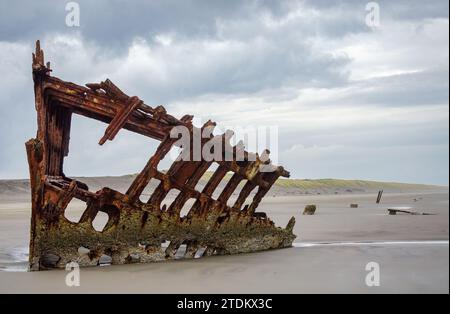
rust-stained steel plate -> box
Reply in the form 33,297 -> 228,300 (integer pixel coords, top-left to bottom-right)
26,40 -> 296,270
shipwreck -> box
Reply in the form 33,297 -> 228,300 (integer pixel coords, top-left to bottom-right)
26,40 -> 296,270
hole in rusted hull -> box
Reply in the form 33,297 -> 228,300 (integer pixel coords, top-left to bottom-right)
98,254 -> 112,266
64,198 -> 86,223
140,178 -> 161,203
40,253 -> 60,268
194,163 -> 218,191
157,146 -> 181,171
227,179 -> 248,207
78,246 -> 90,255
92,211 -> 109,232
160,189 -> 181,210
211,173 -> 230,200
175,244 -> 187,259
195,247 -> 206,258
180,198 -> 196,217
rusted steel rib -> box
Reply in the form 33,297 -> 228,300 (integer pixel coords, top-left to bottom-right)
26,40 -> 295,271
99,96 -> 143,145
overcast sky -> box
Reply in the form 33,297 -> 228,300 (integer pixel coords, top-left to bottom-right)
0,0 -> 448,185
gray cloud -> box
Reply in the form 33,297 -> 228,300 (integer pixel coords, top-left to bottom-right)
0,0 -> 448,185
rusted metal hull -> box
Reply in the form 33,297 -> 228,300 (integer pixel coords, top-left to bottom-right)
27,41 -> 296,270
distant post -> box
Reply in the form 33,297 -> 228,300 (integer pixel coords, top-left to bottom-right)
376,190 -> 383,204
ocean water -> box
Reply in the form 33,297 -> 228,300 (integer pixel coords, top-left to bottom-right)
0,246 -> 28,272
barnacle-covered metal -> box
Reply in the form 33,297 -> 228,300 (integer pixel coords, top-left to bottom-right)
26,41 -> 296,270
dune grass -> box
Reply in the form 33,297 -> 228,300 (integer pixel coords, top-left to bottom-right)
274,178 -> 442,190
195,171 -> 443,191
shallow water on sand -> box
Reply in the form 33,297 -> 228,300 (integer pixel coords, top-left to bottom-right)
0,241 -> 448,293
2,240 -> 448,273
0,246 -> 28,272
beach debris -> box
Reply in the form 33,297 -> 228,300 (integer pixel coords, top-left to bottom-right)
303,205 -> 317,215
350,203 -> 359,208
26,41 -> 296,271
387,207 -> 435,216
376,190 -> 383,203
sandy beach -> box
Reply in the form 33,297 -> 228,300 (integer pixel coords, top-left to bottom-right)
0,184 -> 448,293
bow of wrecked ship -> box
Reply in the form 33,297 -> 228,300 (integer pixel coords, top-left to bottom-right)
26,40 -> 296,271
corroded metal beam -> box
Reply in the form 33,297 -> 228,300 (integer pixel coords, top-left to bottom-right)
27,40 -> 296,271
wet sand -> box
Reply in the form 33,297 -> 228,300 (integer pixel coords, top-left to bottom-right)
0,191 -> 448,293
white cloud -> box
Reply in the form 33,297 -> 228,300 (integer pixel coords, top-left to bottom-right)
312,17 -> 449,81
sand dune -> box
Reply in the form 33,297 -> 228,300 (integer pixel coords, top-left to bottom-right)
0,174 -> 446,202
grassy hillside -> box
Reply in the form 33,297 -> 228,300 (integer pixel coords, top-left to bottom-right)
0,172 -> 446,200
274,178 -> 443,191
197,171 -> 444,192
